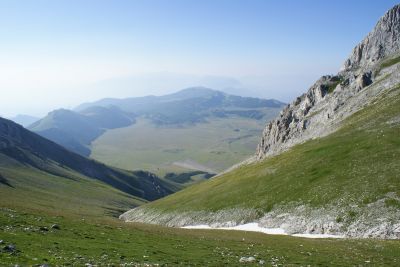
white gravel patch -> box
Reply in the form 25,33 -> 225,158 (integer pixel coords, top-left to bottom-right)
182,222 -> 344,239
292,233 -> 345,239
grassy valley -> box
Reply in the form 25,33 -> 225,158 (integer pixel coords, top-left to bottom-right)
31,87 -> 284,175
91,116 -> 270,175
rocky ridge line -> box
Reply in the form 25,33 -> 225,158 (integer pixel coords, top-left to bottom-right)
256,4 -> 400,160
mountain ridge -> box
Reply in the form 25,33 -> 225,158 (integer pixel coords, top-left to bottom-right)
75,87 -> 285,111
255,3 -> 400,160
29,107 -> 135,156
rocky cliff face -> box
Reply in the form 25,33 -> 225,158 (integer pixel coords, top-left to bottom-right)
256,4 -> 400,160
343,4 -> 400,71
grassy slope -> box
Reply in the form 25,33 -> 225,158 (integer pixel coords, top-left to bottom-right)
139,84 -> 400,214
1,203 -> 400,266
376,54 -> 400,75
91,116 -> 270,175
0,155 -> 145,218
1,116 -> 180,201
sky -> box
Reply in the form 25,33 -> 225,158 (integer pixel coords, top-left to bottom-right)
0,0 -> 399,117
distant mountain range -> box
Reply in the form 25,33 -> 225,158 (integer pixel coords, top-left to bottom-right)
28,87 -> 285,174
76,87 -> 284,125
9,114 -> 39,127
76,87 -> 284,128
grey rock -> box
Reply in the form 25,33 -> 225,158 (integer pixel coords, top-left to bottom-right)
342,4 -> 400,71
356,72 -> 372,90
51,224 -> 60,230
257,196 -> 400,239
122,194 -> 400,239
39,226 -> 49,232
120,207 -> 259,227
239,256 -> 256,263
3,244 -> 16,253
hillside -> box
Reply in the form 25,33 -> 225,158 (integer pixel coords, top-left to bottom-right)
120,5 -> 400,239
2,203 -> 400,266
29,107 -> 135,156
0,117 -> 177,204
3,114 -> 398,267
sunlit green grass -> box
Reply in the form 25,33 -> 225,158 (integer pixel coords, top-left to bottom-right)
380,55 -> 400,69
375,53 -> 400,75
143,85 -> 400,215
1,208 -> 400,266
0,160 -> 144,218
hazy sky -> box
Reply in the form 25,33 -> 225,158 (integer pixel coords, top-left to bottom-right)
1,0 -> 399,117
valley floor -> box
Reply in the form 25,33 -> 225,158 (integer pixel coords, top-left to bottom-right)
1,207 -> 399,266
90,117 -> 266,175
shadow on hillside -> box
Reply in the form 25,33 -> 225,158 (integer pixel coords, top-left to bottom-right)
0,173 -> 13,188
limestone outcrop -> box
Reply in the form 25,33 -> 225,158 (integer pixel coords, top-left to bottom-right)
256,4 -> 400,160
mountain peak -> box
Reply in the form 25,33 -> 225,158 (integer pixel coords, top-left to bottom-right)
256,4 -> 400,160
169,87 -> 222,99
342,4 -> 400,71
